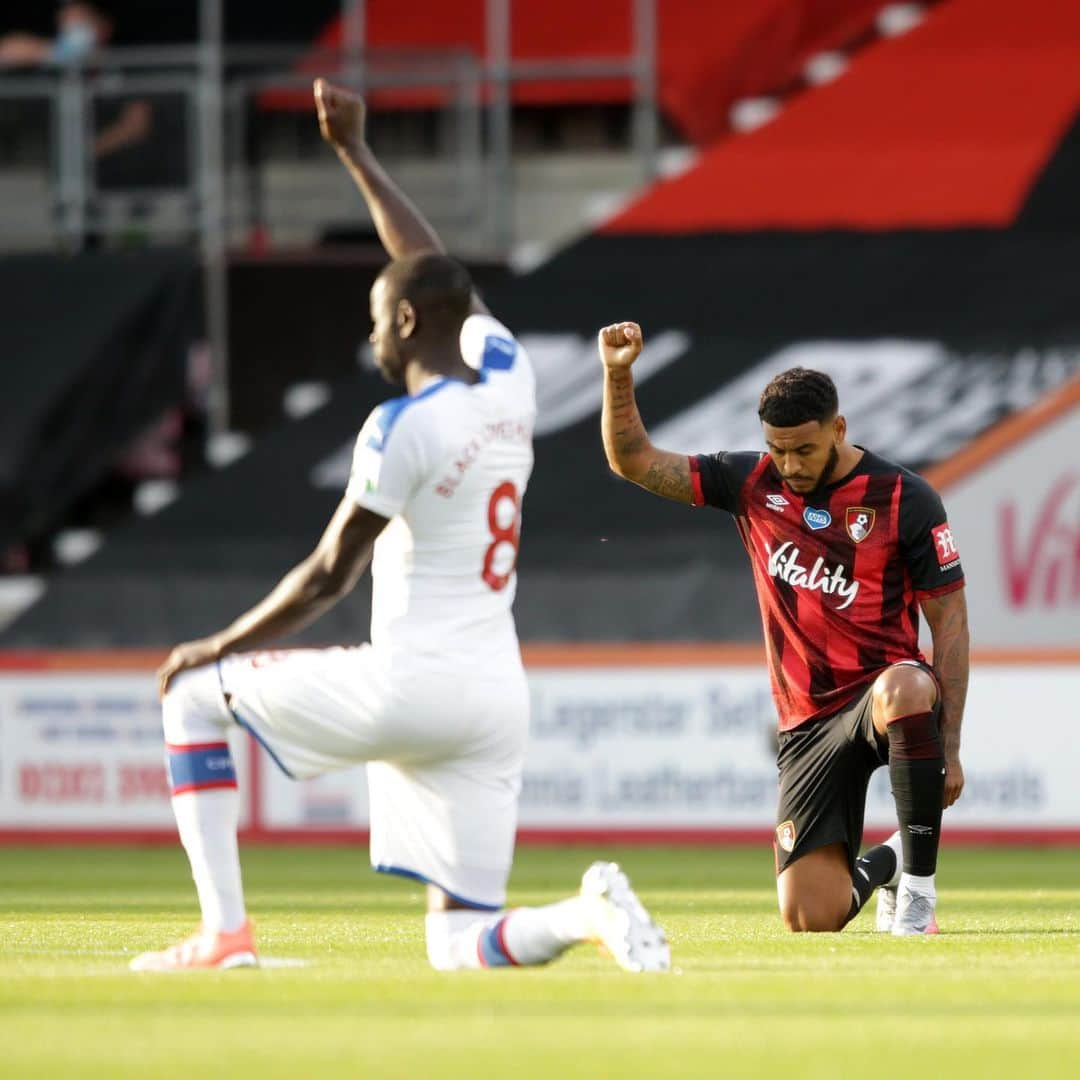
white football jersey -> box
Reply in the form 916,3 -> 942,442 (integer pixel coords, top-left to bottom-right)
346,314 -> 536,671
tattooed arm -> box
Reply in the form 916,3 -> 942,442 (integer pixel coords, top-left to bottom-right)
921,587 -> 970,807
598,322 -> 693,503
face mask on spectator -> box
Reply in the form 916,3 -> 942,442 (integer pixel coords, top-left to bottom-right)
51,20 -> 97,64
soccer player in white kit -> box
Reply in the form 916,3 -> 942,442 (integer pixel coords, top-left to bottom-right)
131,79 -> 669,974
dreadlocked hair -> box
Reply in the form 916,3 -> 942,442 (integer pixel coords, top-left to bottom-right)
757,367 -> 838,427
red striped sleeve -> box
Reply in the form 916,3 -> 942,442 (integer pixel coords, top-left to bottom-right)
916,578 -> 966,600
688,456 -> 704,507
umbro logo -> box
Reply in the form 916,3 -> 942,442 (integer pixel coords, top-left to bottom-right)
765,494 -> 790,513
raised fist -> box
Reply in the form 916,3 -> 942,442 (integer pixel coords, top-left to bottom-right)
598,321 -> 644,369
314,77 -> 367,152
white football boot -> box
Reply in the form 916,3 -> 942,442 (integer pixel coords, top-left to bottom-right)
580,861 -> 670,973
875,882 -> 898,932
874,830 -> 904,932
892,877 -> 939,936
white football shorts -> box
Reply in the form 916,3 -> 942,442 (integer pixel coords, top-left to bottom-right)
217,646 -> 528,909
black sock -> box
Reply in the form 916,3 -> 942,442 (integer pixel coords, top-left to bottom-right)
887,711 -> 946,877
845,843 -> 899,924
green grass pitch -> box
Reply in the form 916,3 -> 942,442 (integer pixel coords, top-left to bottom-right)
2,844 -> 1079,1078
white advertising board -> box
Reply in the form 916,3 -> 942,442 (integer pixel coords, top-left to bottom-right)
254,662 -> 1080,832
0,673 -> 250,829
255,665 -> 779,830
0,662 -> 1076,834
867,665 -> 1079,827
941,406 -> 1080,647
520,666 -> 776,827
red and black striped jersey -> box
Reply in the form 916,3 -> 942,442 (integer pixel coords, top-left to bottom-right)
690,448 -> 964,732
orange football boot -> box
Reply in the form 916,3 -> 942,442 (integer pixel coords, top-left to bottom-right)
130,921 -> 257,971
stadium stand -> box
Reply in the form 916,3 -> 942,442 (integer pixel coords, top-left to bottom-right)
606,0 -> 1080,229
264,0 -> 892,142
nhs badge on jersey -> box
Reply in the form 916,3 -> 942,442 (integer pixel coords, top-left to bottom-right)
803,507 -> 832,531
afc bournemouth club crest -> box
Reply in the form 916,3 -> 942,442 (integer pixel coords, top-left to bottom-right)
776,820 -> 797,853
845,507 -> 876,544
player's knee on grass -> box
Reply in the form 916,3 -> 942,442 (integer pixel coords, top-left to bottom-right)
777,846 -> 853,932
778,892 -> 850,933
871,664 -> 937,727
162,665 -> 231,746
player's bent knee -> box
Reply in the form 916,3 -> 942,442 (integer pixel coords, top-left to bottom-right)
162,665 -> 230,745
872,664 -> 936,720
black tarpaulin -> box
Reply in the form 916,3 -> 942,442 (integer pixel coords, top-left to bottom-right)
0,249 -> 200,550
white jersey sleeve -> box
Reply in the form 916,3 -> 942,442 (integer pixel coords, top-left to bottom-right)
460,313 -> 531,384
345,395 -> 441,519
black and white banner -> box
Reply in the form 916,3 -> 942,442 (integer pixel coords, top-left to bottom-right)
7,229 -> 1080,646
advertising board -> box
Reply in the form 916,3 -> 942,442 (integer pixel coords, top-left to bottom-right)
1,653 -> 1075,842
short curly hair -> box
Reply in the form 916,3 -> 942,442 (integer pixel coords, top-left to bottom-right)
758,367 -> 838,427
379,251 -> 473,331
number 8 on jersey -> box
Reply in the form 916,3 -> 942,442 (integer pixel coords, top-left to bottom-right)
483,481 -> 522,592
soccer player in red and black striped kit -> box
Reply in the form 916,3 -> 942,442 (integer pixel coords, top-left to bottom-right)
599,322 -> 969,935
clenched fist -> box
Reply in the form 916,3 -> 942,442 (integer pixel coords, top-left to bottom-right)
598,322 -> 644,369
314,77 -> 367,153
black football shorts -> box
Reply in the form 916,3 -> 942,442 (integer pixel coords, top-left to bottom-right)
773,663 -> 940,875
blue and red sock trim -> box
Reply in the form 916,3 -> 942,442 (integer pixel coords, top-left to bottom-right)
165,740 -> 237,796
476,913 -> 519,968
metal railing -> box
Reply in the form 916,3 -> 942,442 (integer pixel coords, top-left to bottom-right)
0,0 -> 659,430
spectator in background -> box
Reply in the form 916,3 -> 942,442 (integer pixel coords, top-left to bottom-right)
0,2 -> 112,69
0,3 -> 172,191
